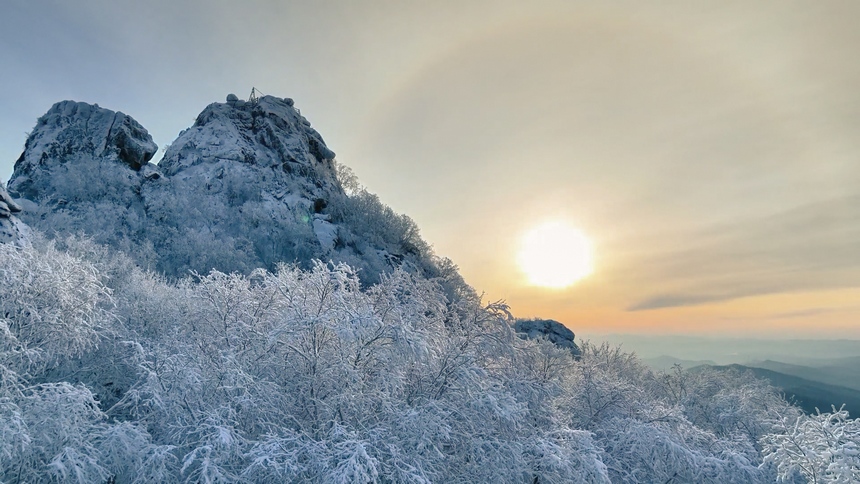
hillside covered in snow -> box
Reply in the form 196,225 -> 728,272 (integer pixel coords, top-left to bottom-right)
1,95 -> 859,482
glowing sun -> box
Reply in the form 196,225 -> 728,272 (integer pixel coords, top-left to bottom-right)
518,221 -> 594,288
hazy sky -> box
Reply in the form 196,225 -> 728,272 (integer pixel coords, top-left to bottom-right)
2,0 -> 859,338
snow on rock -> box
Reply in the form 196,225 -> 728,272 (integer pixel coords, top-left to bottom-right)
160,95 -> 336,187
0,182 -> 22,215
157,94 -> 339,206
514,318 -> 582,356
140,163 -> 164,181
5,94 -> 419,280
143,94 -> 345,274
6,101 -> 156,257
313,215 -> 338,252
0,181 -> 29,244
9,101 -> 156,200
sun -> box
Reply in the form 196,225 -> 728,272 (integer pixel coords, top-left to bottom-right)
517,221 -> 594,288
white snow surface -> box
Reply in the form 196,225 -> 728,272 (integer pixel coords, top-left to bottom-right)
313,215 -> 338,252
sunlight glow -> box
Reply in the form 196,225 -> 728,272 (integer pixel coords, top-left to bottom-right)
518,221 -> 594,288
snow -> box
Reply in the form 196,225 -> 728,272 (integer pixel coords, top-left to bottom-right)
313,216 -> 338,251
0,180 -> 28,244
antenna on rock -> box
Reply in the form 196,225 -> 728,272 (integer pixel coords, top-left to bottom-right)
249,87 -> 263,104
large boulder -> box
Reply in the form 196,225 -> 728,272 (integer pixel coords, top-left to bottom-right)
9,101 -> 156,200
514,318 -> 581,356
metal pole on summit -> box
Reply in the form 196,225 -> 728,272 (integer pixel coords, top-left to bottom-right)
249,87 -> 259,104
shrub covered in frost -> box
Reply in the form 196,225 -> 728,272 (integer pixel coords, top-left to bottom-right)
0,234 -> 828,482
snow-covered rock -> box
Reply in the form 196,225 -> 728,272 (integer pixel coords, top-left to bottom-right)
0,183 -> 22,216
9,101 -> 156,200
6,94 -> 446,284
313,215 -> 338,251
6,101 -> 156,257
161,95 -> 336,181
154,94 -> 340,232
142,94 -> 344,274
0,181 -> 29,244
514,318 -> 582,356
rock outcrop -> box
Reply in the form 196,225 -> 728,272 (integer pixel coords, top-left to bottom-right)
0,181 -> 28,244
9,101 -> 157,200
514,318 -> 581,356
7,94 -> 451,286
7,101 -> 157,259
161,94 -> 336,181
153,94 -> 342,260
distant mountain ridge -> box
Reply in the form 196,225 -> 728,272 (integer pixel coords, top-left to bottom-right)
693,363 -> 860,416
747,358 -> 860,392
590,333 -> 860,364
5,94 -> 465,292
643,355 -> 718,370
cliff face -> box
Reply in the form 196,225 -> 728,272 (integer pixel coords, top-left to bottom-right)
0,181 -> 27,244
5,94 -> 449,286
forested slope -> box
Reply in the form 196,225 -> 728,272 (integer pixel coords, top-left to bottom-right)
3,236 -> 859,482
2,94 -> 859,482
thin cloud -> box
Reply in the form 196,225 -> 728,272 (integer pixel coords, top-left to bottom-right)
768,305 -> 860,320
627,293 -> 728,311
627,195 -> 860,310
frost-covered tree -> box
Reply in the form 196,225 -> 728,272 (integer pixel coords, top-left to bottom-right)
551,344 -> 775,482
653,364 -> 798,447
762,407 -> 860,483
108,262 -> 609,482
0,239 -> 165,483
0,231 -> 814,482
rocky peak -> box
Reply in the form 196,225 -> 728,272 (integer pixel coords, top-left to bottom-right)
159,94 -> 337,198
6,94 -> 441,284
146,94 -> 344,266
9,101 -> 157,199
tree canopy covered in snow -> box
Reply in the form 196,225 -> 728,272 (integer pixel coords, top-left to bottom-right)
3,235 -> 857,482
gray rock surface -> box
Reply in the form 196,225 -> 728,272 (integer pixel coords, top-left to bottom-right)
514,319 -> 581,356
0,181 -> 28,244
158,95 -> 339,201
9,101 -> 156,200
